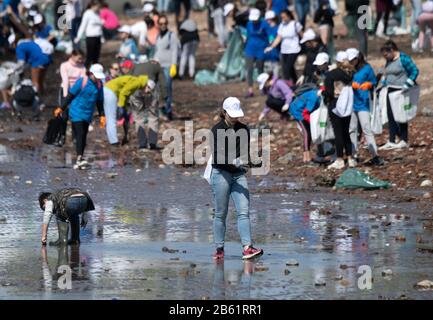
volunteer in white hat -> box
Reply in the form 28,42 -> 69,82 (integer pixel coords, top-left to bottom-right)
117,25 -> 140,60
55,64 -> 106,169
244,8 -> 268,97
297,28 -> 327,85
346,48 -> 384,166
264,10 -> 280,77
209,97 -> 264,261
324,50 -> 356,170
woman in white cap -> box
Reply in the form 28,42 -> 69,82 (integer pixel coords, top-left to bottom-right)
55,64 -> 106,169
324,50 -> 356,170
244,8 -> 268,97
298,28 -> 327,84
263,10 -> 280,77
117,25 -> 139,61
210,97 -> 264,260
75,0 -> 104,68
265,9 -> 303,82
346,48 -> 384,166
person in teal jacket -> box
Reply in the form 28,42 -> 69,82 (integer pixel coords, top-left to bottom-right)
289,86 -> 321,163
57,64 -> 106,169
347,48 -> 384,167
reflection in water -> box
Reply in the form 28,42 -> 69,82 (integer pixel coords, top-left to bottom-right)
211,260 -> 255,299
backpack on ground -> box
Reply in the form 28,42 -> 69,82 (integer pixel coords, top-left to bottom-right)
13,80 -> 37,107
43,117 -> 65,145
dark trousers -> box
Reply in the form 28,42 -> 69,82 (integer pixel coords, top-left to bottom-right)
266,95 -> 285,113
374,10 -> 391,35
281,53 -> 298,82
174,0 -> 191,27
297,120 -> 312,151
85,37 -> 101,68
58,89 -> 69,139
245,56 -> 264,86
330,111 -> 352,158
71,17 -> 82,49
71,121 -> 89,156
65,196 -> 88,242
387,88 -> 408,143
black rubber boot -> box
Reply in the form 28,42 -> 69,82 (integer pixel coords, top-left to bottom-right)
49,220 -> 69,246
68,215 -> 80,246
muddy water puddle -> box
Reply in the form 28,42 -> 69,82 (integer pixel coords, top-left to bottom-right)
1,145 -> 433,299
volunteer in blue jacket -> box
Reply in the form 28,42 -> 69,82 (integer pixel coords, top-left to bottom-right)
346,48 -> 384,166
289,83 -> 321,163
378,40 -> 419,151
244,8 -> 268,98
56,64 -> 106,170
263,10 -> 280,77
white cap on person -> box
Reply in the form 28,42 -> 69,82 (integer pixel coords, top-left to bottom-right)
335,51 -> 348,63
313,52 -> 329,66
265,10 -> 276,20
257,73 -> 270,90
346,48 -> 359,61
224,3 -> 235,16
300,28 -> 316,44
33,14 -> 43,25
142,3 -> 154,13
89,64 -> 105,80
248,8 -> 261,21
223,97 -> 244,118
118,25 -> 132,34
21,0 -> 35,9
146,79 -> 156,90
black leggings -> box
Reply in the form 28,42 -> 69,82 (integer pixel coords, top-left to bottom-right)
281,53 -> 298,82
330,110 -> 352,158
297,120 -> 312,152
387,88 -> 408,143
374,10 -> 391,35
85,36 -> 101,68
72,121 -> 89,157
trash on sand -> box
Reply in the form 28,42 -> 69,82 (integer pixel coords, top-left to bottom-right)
286,259 -> 299,266
415,280 -> 433,290
420,180 -> 432,187
335,169 -> 391,190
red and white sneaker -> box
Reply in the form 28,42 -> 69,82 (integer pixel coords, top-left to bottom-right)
213,248 -> 224,260
242,246 -> 263,260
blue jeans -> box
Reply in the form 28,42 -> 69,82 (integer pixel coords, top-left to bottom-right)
211,168 -> 252,249
295,0 -> 310,27
163,67 -> 173,114
65,196 -> 88,220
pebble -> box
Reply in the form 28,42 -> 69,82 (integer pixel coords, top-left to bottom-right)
158,164 -> 166,169
423,192 -> 431,199
395,235 -> 406,242
420,180 -> 433,187
382,269 -> 393,277
255,265 -> 269,272
334,274 -> 343,281
13,176 -> 20,180
315,279 -> 326,286
284,269 -> 291,275
25,180 -> 32,184
415,280 -> 433,289
135,169 -> 142,173
286,259 -> 299,266
106,173 -> 118,179
0,217 -> 6,223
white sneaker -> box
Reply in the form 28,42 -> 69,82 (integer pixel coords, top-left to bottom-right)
394,140 -> 409,149
379,141 -> 398,150
348,159 -> 357,168
327,159 -> 345,170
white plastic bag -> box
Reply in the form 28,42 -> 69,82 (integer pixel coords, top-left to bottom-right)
311,101 -> 334,144
388,86 -> 420,123
203,155 -> 213,184
371,89 -> 383,134
333,86 -> 354,117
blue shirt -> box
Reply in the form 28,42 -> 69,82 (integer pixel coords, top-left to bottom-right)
289,89 -> 320,121
3,0 -> 20,15
271,0 -> 289,16
264,22 -> 279,62
69,77 -> 104,123
244,20 -> 269,60
16,40 -> 51,68
35,25 -> 53,39
353,63 -> 376,112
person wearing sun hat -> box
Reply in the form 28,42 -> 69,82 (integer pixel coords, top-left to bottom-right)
210,97 -> 264,261
298,28 -> 327,84
55,64 -> 106,169
117,25 -> 140,61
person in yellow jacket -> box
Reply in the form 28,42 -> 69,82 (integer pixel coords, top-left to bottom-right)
103,75 -> 149,145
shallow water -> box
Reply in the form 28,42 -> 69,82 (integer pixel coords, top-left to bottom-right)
1,144 -> 433,299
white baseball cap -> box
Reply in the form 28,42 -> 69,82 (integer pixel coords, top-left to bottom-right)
33,14 -> 43,25
335,51 -> 348,63
224,3 -> 234,16
257,73 -> 270,90
146,79 -> 156,90
300,28 -> 316,44
313,52 -> 329,66
264,10 -> 276,20
346,48 -> 359,61
142,3 -> 154,13
223,97 -> 244,118
21,0 -> 35,9
248,8 -> 261,21
89,64 -> 105,80
118,25 -> 132,34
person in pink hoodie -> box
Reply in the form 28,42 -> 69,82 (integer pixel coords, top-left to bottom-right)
100,2 -> 120,40
58,49 -> 87,146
